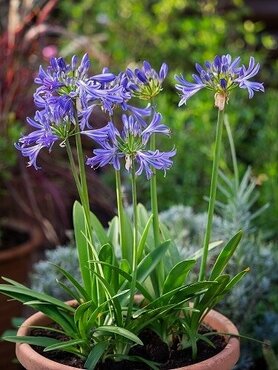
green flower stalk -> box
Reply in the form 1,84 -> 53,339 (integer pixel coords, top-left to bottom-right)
126,61 -> 169,292
199,108 -> 224,280
175,54 -> 264,280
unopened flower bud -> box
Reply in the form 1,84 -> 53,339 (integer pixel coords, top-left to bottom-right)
125,155 -> 132,171
214,92 -> 227,111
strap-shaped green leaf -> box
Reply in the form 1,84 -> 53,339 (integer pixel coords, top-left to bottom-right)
141,281 -> 216,310
84,341 -> 108,369
0,283 -> 74,312
210,230 -> 243,280
90,211 -> 110,246
89,271 -> 123,326
44,338 -> 84,352
51,263 -> 90,301
192,275 -> 230,328
137,214 -> 153,262
3,335 -> 60,347
29,304 -> 77,336
94,326 -> 143,345
56,281 -> 81,303
73,201 -> 91,294
99,243 -> 116,284
224,267 -> 250,293
137,240 -> 170,283
121,210 -> 133,264
74,300 -> 96,324
163,259 -> 196,294
91,260 -> 153,301
107,217 -> 119,248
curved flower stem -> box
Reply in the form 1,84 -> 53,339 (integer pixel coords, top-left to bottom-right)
199,108 -> 225,281
126,160 -> 138,325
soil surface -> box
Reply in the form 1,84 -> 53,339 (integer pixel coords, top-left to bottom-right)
0,225 -> 29,251
31,324 -> 226,369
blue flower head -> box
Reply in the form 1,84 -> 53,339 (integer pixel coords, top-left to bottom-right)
125,61 -> 168,100
86,112 -> 175,179
35,54 -> 91,98
175,55 -> 264,110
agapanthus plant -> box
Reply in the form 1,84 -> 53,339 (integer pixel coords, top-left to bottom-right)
0,53 -> 264,369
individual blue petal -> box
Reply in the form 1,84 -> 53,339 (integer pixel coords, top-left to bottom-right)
15,143 -> 44,169
125,104 -> 152,127
135,69 -> 148,83
238,80 -> 264,98
141,113 -> 170,144
81,125 -> 110,143
159,63 -> 168,80
175,74 -> 205,106
92,73 -> 116,83
143,61 -> 152,73
220,79 -> 227,89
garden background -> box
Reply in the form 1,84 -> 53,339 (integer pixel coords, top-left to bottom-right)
0,1 -> 277,369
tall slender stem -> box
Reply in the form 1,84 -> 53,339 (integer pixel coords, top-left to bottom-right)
65,139 -> 94,296
150,99 -> 164,292
65,140 -> 82,198
126,161 -> 138,325
75,123 -> 91,228
150,135 -> 160,247
199,108 -> 225,281
224,114 -> 239,190
115,170 -> 125,256
73,112 -> 99,299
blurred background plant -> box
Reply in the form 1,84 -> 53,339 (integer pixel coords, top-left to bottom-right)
0,0 -> 116,247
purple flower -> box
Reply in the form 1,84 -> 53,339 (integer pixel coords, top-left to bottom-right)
175,55 -> 264,109
234,57 -> 264,98
141,112 -> 170,144
16,110 -> 59,169
135,150 -> 176,179
86,113 -> 175,179
33,54 -> 129,130
81,124 -> 111,143
125,61 -> 168,100
78,70 -> 132,127
35,54 -> 91,98
124,104 -> 152,127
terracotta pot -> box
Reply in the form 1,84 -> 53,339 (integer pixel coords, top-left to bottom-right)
15,306 -> 239,370
0,219 -> 43,370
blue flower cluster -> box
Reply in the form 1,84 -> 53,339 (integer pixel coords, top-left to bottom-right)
175,55 -> 264,109
86,113 -> 176,179
17,54 -> 174,178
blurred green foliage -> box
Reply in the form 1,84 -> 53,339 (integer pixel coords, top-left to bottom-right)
54,0 -> 278,238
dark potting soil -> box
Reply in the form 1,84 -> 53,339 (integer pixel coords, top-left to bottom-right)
30,324 -> 226,369
0,225 -> 29,251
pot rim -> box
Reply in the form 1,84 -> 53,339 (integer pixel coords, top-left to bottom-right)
16,306 -> 240,370
0,219 -> 42,262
